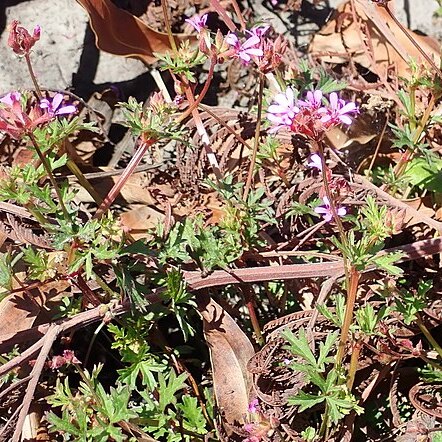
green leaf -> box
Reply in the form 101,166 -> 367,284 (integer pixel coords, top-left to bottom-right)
371,252 -> 404,276
282,328 -> 316,366
317,332 -> 338,369
177,395 -> 207,432
158,371 -> 188,412
287,391 -> 325,411
404,156 -> 442,192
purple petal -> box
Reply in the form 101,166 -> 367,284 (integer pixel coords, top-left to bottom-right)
329,92 -> 338,110
339,115 -> 352,125
225,33 -> 239,46
244,48 -> 263,56
0,93 -> 14,106
39,99 -> 50,109
314,207 -> 328,215
313,89 -> 323,103
307,154 -> 322,170
339,102 -> 357,114
323,213 -> 333,222
268,104 -> 287,114
52,93 -> 64,110
286,88 -> 295,105
337,207 -> 347,217
242,35 -> 260,49
239,52 -> 251,62
55,105 -> 76,115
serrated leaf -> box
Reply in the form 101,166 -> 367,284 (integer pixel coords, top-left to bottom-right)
282,328 -> 317,366
404,156 -> 442,192
287,391 -> 325,411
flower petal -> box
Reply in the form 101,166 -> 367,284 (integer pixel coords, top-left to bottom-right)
55,105 -> 76,115
51,93 -> 63,110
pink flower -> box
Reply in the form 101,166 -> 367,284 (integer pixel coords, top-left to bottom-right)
248,399 -> 260,413
185,14 -> 208,33
315,196 -> 347,222
247,25 -> 270,38
298,89 -> 323,109
266,87 -> 299,132
47,350 -> 81,370
319,92 -> 358,125
307,153 -> 323,171
225,33 -> 263,64
0,91 -> 51,139
0,91 -> 21,107
40,93 -> 76,117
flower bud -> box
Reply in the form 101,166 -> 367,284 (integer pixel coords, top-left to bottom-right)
8,20 -> 41,56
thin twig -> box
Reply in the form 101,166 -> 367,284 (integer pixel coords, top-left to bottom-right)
11,324 -> 61,442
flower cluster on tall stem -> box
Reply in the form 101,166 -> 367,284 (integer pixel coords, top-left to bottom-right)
0,92 -> 50,139
0,92 -> 77,140
267,87 -> 359,139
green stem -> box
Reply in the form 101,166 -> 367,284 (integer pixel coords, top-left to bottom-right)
416,314 -> 442,360
391,93 -> 436,183
318,402 -> 330,438
28,132 -> 70,221
243,74 -> 265,201
230,0 -> 246,31
91,270 -> 119,299
66,158 -> 102,204
317,142 -> 349,250
383,3 -> 442,80
209,0 -> 237,32
25,203 -> 51,226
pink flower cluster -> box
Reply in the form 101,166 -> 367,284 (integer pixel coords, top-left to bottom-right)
267,87 -> 358,137
0,92 -> 76,139
225,26 -> 269,64
47,350 -> 80,370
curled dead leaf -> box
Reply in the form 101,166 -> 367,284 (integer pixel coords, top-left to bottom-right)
76,0 -> 191,64
195,295 -> 255,432
310,0 -> 440,79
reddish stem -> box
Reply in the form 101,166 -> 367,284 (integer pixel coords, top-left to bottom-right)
94,139 -> 155,218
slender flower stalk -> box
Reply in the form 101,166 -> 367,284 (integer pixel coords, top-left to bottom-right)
161,0 -> 178,54
181,80 -> 222,180
176,53 -> 218,123
243,73 -> 265,201
25,53 -> 42,98
94,139 -> 156,219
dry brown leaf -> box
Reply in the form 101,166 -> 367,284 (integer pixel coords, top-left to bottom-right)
76,0 -> 189,64
310,0 -> 440,79
195,295 -> 255,431
74,171 -> 156,205
0,275 -> 70,343
119,205 -> 165,240
403,197 -> 436,225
